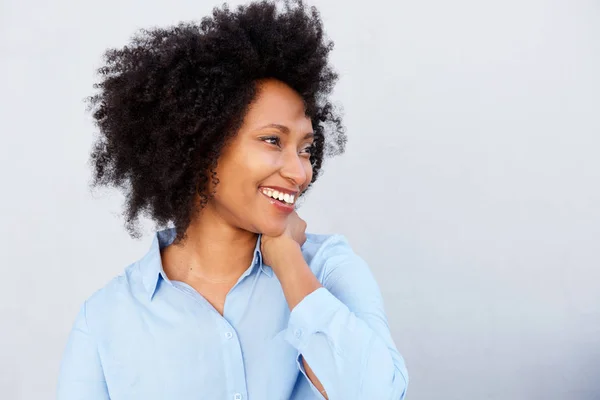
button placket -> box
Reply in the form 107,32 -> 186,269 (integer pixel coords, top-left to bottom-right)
221,320 -> 247,400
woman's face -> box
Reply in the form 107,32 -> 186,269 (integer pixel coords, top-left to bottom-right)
205,79 -> 315,236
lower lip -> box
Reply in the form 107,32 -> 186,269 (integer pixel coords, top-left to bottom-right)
260,192 -> 295,214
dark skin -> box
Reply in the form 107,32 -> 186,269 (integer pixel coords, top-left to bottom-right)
161,78 -> 328,397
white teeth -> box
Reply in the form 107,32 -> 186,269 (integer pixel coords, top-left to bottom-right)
261,188 -> 296,204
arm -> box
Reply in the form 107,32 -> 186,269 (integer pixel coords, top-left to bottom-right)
57,302 -> 110,400
272,246 -> 328,397
274,239 -> 409,400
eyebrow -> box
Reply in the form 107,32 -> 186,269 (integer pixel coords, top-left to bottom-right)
257,123 -> 314,140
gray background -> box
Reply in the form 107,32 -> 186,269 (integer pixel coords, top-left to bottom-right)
1,0 -> 599,399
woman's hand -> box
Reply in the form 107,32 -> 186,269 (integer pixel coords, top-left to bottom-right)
260,211 -> 307,269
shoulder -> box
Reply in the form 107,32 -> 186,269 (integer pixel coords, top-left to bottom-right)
86,262 -> 139,304
302,232 -> 369,280
79,262 -> 145,332
303,232 -> 353,259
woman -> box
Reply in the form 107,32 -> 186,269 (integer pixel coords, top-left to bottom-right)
57,1 -> 409,399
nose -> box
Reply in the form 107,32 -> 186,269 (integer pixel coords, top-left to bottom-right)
280,149 -> 309,187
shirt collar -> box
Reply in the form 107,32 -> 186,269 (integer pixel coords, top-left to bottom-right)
140,227 -> 272,300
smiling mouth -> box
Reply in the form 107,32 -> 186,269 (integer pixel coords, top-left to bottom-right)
259,187 -> 296,206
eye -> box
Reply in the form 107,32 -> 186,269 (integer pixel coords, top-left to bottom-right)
261,136 -> 281,147
300,143 -> 314,157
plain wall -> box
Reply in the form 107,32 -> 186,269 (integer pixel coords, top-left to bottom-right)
1,0 -> 599,399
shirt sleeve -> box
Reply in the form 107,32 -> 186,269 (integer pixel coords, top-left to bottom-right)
57,301 -> 110,400
284,242 -> 409,400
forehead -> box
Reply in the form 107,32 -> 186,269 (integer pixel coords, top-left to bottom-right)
240,79 -> 313,132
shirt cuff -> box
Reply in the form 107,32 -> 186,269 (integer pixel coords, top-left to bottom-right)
284,287 -> 343,351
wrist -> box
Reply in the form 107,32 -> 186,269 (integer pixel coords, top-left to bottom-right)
263,237 -> 303,270
261,236 -> 302,269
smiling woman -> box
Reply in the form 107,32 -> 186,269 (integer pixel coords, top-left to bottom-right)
57,1 -> 409,399
206,80 -> 315,236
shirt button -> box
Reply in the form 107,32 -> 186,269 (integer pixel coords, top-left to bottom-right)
234,394 -> 242,400
294,329 -> 302,339
225,332 -> 233,340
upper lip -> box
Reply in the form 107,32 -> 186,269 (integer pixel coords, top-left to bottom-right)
259,186 -> 299,196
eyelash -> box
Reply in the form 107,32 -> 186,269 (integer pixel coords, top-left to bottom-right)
261,136 -> 314,155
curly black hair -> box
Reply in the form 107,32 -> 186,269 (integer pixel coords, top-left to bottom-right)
87,0 -> 346,243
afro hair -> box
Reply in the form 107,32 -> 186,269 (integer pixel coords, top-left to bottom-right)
87,0 -> 346,243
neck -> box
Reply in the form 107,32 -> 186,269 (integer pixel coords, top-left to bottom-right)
161,206 -> 258,284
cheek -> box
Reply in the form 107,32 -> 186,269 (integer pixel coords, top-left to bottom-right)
211,165 -> 247,205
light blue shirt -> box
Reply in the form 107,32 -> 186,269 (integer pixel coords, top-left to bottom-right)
58,228 -> 408,399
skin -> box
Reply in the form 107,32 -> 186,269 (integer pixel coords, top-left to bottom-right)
161,78 -> 328,397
